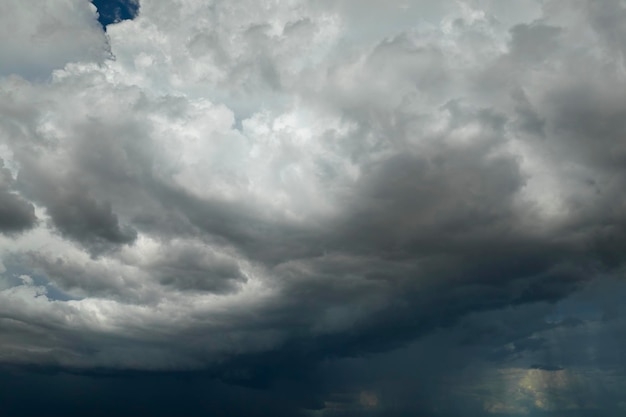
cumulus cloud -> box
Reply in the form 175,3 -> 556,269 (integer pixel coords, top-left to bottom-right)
0,0 -> 109,80
0,159 -> 36,233
2,0 -> 626,415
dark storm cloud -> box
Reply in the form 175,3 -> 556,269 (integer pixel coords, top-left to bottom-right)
3,0 -> 626,416
24,252 -> 143,301
0,367 -> 307,417
147,239 -> 247,293
0,190 -> 36,233
46,188 -> 137,249
508,23 -> 562,64
0,159 -> 36,233
291,290 -> 626,417
530,364 -> 565,371
0,0 -> 615,367
17,163 -> 137,253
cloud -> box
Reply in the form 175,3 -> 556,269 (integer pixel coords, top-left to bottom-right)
2,0 -> 626,415
145,239 -> 247,293
0,159 -> 36,233
0,0 -> 109,80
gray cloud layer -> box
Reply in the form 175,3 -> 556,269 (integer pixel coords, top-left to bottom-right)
2,0 -> 626,415
0,159 -> 36,233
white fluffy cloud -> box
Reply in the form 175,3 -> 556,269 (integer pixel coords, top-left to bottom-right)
0,0 -> 109,80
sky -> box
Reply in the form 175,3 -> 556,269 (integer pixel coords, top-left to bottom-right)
1,0 -> 626,416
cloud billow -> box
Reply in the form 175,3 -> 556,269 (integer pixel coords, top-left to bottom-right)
0,159 -> 37,234
2,0 -> 626,415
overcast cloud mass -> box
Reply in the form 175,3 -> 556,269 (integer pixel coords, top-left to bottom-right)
2,0 -> 626,415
